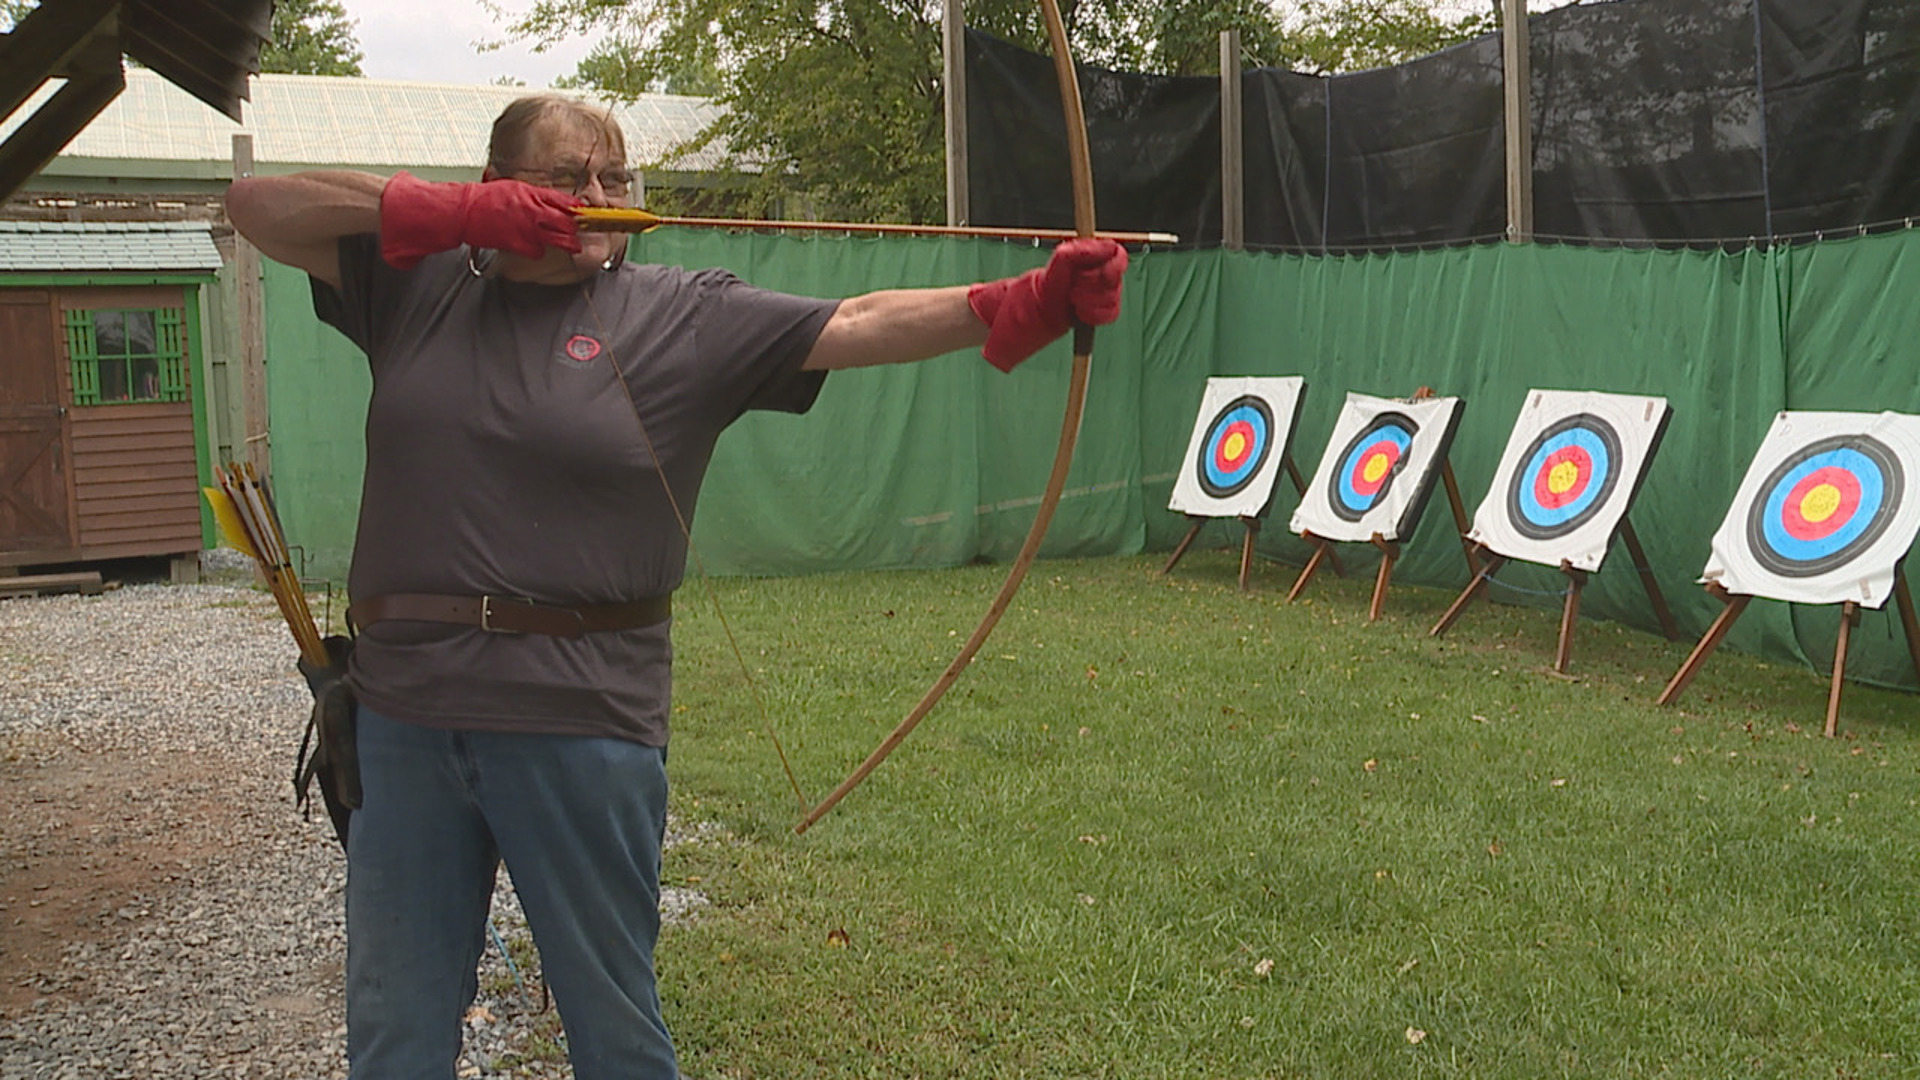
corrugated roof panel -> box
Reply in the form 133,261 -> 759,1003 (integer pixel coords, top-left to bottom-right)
8,69 -> 731,174
0,221 -> 223,272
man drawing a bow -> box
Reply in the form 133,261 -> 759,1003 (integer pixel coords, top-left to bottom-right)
225,93 -> 1129,1078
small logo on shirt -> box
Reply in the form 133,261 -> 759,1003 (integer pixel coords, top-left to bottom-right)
561,334 -> 604,365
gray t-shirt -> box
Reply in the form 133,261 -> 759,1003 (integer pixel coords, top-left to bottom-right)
313,236 -> 837,745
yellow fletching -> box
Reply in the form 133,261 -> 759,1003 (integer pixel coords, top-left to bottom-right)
201,486 -> 259,560
572,206 -> 663,231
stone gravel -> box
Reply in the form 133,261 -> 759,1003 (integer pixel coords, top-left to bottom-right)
0,559 -> 708,1078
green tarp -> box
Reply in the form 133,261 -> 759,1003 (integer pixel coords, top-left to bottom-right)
261,228 -> 1920,690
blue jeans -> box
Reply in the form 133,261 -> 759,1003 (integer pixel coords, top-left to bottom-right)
345,707 -> 678,1080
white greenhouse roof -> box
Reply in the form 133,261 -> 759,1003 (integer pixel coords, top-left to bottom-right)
7,69 -> 729,174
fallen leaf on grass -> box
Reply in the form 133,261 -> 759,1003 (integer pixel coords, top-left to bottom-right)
1397,958 -> 1419,975
1254,958 -> 1275,977
1406,1026 -> 1428,1045
1550,777 -> 1568,787
826,928 -> 851,948
1363,758 -> 1378,773
1487,839 -> 1503,857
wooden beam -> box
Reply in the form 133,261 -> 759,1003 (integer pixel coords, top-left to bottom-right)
1501,0 -> 1533,242
232,133 -> 270,480
0,0 -> 121,120
943,0 -> 969,227
0,53 -> 124,205
1220,30 -> 1244,251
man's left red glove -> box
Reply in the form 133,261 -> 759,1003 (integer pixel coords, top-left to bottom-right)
967,238 -> 1130,372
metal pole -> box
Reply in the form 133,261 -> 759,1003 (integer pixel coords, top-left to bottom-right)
1220,30 -> 1244,251
1501,0 -> 1533,242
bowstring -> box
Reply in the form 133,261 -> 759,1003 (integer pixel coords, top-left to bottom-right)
570,103 -> 810,813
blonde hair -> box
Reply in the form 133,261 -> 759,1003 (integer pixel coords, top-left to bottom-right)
487,95 -> 627,172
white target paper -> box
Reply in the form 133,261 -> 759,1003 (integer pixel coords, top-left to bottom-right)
1168,377 -> 1306,519
1290,392 -> 1464,544
1467,389 -> 1672,573
1701,410 -> 1920,609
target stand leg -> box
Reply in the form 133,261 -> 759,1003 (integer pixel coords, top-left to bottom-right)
1429,546 -> 1506,638
1894,569 -> 1920,686
1284,459 -> 1346,578
1825,600 -> 1862,738
1656,584 -> 1751,707
1555,561 -> 1588,674
1287,532 -> 1332,603
1617,518 -> 1682,641
1368,534 -> 1399,622
1161,517 -> 1207,576
1439,458 -> 1482,576
1238,516 -> 1262,592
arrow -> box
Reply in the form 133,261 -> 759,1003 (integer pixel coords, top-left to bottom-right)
574,206 -> 1176,245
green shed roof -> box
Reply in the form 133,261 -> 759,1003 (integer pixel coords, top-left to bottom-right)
0,221 -> 222,272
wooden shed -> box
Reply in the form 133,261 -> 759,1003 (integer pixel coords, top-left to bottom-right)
0,221 -> 219,577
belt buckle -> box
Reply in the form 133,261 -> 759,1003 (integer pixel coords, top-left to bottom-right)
479,595 -> 535,633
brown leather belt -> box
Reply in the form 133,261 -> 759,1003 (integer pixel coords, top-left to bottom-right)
349,592 -> 672,638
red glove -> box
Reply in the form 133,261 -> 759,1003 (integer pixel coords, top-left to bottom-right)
967,238 -> 1129,372
379,171 -> 583,270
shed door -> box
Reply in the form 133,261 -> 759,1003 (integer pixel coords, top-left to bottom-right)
0,292 -> 74,556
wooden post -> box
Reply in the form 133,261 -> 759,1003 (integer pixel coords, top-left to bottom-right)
1160,517 -> 1206,575
1237,515 -> 1260,591
1617,518 -> 1681,640
1439,459 -> 1481,575
232,133 -> 270,480
1287,533 -> 1330,602
1656,585 -> 1750,706
1896,570 -> 1920,684
943,0 -> 969,227
1430,547 -> 1507,637
1220,29 -> 1244,251
1368,535 -> 1399,622
1555,562 -> 1587,673
1824,601 -> 1861,738
1284,457 -> 1345,578
1501,0 -> 1533,243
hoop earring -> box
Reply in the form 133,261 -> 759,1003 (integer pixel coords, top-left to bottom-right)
602,246 -> 627,273
467,247 -> 496,278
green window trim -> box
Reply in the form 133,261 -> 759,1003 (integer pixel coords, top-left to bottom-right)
64,306 -> 189,406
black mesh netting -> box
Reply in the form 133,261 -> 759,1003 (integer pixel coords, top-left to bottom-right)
965,0 -> 1920,248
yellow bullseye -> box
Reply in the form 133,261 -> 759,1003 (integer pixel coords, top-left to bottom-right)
1222,431 -> 1247,462
1548,460 -> 1581,495
1799,483 -> 1842,523
1363,452 -> 1391,484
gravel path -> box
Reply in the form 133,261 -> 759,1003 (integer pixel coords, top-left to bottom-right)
0,564 -> 707,1078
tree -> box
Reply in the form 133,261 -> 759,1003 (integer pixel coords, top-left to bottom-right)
261,0 -> 365,77
500,0 -> 1492,222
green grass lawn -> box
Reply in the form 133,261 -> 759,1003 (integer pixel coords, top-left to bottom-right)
658,553 -> 1918,1079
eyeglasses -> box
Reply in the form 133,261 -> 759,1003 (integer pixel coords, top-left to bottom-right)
513,165 -> 636,199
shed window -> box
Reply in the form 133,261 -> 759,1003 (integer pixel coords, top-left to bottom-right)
64,307 -> 188,405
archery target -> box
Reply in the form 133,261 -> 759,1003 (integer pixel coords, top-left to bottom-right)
1468,390 -> 1671,572
1169,377 -> 1306,518
1703,411 -> 1920,607
1330,413 -> 1419,522
1291,392 -> 1465,544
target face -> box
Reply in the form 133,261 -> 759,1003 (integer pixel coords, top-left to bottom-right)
1745,435 -> 1902,578
1168,377 -> 1305,519
1507,414 -> 1623,540
1329,413 -> 1418,522
1197,396 -> 1276,498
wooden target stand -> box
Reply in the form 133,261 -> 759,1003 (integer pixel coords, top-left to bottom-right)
1656,568 -> 1920,737
1162,456 -> 1343,591
1429,517 -> 1682,673
1287,389 -> 1479,622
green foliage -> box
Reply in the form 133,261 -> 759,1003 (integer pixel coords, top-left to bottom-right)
657,554 -> 1920,1078
0,0 -> 35,32
260,0 -> 365,77
501,0 -> 1494,222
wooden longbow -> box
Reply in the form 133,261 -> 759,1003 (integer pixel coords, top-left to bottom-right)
793,0 -> 1099,834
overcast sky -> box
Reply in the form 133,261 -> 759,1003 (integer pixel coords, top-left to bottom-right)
347,0 -> 1585,88
351,0 -> 594,87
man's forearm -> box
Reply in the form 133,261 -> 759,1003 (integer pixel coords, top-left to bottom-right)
226,170 -> 388,288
